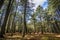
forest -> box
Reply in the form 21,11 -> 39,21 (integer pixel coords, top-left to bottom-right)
0,0 -> 60,40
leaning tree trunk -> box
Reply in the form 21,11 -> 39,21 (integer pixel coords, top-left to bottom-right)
0,0 -> 14,38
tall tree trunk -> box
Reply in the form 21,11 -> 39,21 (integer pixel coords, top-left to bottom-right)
18,16 -> 22,33
0,0 -> 14,38
41,22 -> 43,34
0,12 -> 4,27
20,16 -> 23,33
39,17 -> 43,34
34,19 -> 36,33
11,13 -> 16,33
6,13 -> 12,33
22,0 -> 27,37
0,0 -> 5,9
54,21 -> 60,33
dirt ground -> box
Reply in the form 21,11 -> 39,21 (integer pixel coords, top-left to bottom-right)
2,32 -> 60,40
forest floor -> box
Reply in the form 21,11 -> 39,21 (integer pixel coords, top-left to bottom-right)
1,32 -> 60,40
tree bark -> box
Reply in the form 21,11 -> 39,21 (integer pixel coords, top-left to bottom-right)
34,19 -> 36,33
0,0 -> 14,38
6,13 -> 12,33
22,0 -> 27,37
11,13 -> 16,33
